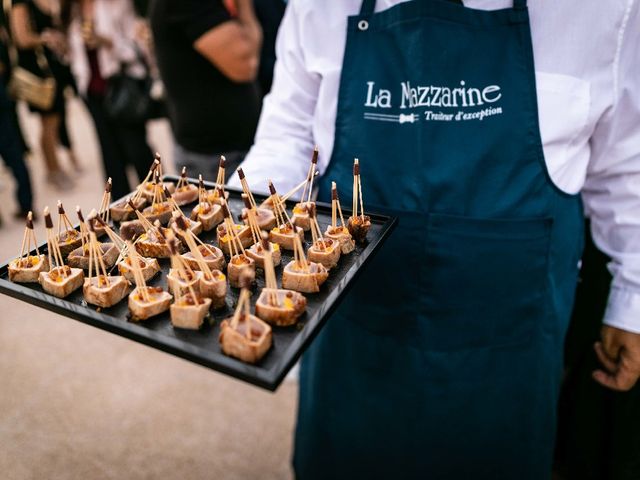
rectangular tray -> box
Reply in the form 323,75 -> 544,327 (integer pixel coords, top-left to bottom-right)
0,175 -> 396,390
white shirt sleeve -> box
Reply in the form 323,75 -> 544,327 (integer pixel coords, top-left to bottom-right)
582,1 -> 640,333
228,0 -> 319,195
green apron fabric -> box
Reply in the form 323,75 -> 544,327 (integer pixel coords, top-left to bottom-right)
295,0 -> 584,478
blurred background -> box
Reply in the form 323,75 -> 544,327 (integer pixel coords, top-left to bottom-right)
0,1 -> 298,479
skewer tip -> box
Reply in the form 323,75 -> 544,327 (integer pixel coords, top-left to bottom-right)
241,193 -> 252,209
312,146 -> 319,164
127,198 -> 139,212
237,167 -> 245,180
260,231 -> 270,251
26,211 -> 33,229
44,207 -> 53,229
174,214 -> 188,231
219,156 -> 226,168
222,203 -> 232,219
105,178 -> 112,192
353,159 -> 360,175
57,200 -> 64,214
181,166 -> 187,177
167,237 -> 180,256
76,206 -> 85,222
268,181 -> 277,195
163,186 -> 172,199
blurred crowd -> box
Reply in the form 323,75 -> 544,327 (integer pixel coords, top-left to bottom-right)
0,0 -> 285,223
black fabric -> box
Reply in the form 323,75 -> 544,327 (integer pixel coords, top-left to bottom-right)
85,93 -> 153,199
0,78 -> 32,212
555,221 -> 640,480
11,0 -> 71,115
150,0 -> 261,154
254,0 -> 286,96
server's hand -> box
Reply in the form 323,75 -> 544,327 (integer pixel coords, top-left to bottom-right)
593,326 -> 640,391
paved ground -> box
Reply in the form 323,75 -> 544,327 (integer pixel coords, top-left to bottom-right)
0,99 -> 297,480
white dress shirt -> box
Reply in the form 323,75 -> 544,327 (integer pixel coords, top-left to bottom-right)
231,0 -> 640,333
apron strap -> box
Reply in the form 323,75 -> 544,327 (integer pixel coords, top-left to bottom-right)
360,0 -> 527,16
359,0 -> 376,15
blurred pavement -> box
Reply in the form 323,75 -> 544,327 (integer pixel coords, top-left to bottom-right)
0,98 -> 297,480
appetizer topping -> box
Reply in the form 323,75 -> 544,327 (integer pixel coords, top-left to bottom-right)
176,292 -> 206,306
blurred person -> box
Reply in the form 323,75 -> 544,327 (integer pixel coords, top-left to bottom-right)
150,0 -> 262,179
9,0 -> 75,189
0,21 -> 34,221
62,0 -> 155,200
254,0 -> 285,96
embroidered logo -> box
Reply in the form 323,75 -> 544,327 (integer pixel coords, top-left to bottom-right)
363,80 -> 504,124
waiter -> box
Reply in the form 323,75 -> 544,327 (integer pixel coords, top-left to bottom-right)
231,0 -> 640,478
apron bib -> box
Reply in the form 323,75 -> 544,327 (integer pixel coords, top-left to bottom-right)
296,1 -> 584,478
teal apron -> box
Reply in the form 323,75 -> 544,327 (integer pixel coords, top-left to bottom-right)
295,0 -> 585,478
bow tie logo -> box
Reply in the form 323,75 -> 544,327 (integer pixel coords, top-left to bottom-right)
363,112 -> 420,124
399,114 -> 417,124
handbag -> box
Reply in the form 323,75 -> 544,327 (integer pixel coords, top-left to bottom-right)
104,44 -> 164,123
3,0 -> 57,110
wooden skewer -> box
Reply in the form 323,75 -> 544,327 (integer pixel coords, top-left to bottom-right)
44,207 -> 66,276
268,181 -> 294,229
29,213 -> 39,257
76,206 -> 89,249
198,175 -> 206,205
173,216 -> 213,279
130,200 -> 156,232
301,146 -> 318,204
155,153 -> 164,178
292,235 -> 309,272
306,146 -> 319,203
331,182 -> 347,228
17,212 -> 39,264
177,166 -> 188,189
126,240 -> 151,302
308,204 -> 327,249
18,213 -> 29,260
221,200 -> 245,256
57,201 -> 76,238
99,178 -> 112,223
352,159 -> 359,218
230,272 -> 253,338
261,234 -> 279,306
356,161 -> 365,220
133,157 -> 160,203
257,173 -> 319,209
87,215 -> 109,281
167,232 -> 198,300
242,194 -> 261,244
86,217 -> 100,282
237,168 -> 257,208
216,156 -> 226,189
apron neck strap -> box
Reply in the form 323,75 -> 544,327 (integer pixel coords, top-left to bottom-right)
360,0 -> 528,16
360,0 -> 376,15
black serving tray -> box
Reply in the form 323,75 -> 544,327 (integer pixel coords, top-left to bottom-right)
0,175 -> 396,390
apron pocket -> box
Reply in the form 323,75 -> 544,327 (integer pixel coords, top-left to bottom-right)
423,213 -> 552,351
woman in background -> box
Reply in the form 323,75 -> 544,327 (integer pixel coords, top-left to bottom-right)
9,0 -> 74,189
62,0 -> 153,200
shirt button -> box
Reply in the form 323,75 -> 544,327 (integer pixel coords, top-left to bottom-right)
358,20 -> 369,31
